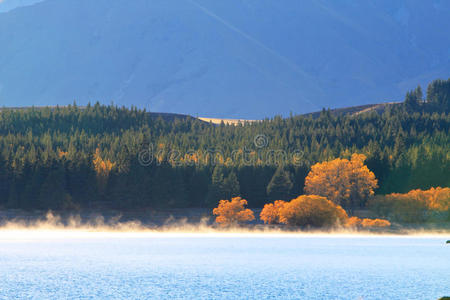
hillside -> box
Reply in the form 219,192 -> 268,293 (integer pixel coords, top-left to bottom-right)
303,102 -> 402,119
0,102 -> 399,125
0,0 -> 42,12
0,0 -> 449,118
0,94 -> 448,210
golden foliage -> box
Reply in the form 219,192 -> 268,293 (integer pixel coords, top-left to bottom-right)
260,200 -> 287,224
421,187 -> 450,211
346,216 -> 391,228
213,197 -> 255,226
368,187 -> 450,223
93,148 -> 115,178
304,154 -> 378,209
346,216 -> 362,227
57,149 -> 68,159
360,218 -> 391,228
260,194 -> 392,229
93,148 -> 115,193
278,195 -> 348,227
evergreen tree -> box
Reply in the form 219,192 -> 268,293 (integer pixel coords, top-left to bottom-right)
185,168 -> 209,207
426,78 -> 450,112
205,165 -> 226,207
37,166 -> 74,210
238,166 -> 270,207
151,165 -> 187,208
404,89 -> 419,110
266,166 -> 293,201
222,171 -> 240,200
415,85 -> 423,102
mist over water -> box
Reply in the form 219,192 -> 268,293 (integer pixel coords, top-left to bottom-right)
1,211 -> 449,238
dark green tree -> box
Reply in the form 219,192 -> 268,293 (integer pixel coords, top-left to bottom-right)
205,165 -> 226,207
38,166 -> 75,210
222,171 -> 240,200
427,78 -> 450,112
266,166 -> 293,201
404,86 -> 422,110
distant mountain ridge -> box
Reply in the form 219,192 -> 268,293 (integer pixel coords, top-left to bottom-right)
0,0 -> 449,118
0,0 -> 43,12
1,102 -> 400,125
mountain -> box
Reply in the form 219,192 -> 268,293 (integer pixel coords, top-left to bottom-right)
0,0 -> 449,118
0,0 -> 43,12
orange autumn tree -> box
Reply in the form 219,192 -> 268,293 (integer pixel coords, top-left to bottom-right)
346,216 -> 363,227
278,195 -> 348,228
422,187 -> 450,212
368,187 -> 450,222
261,196 -> 391,229
346,216 -> 391,228
304,153 -> 378,211
213,197 -> 255,226
360,218 -> 391,228
260,200 -> 287,224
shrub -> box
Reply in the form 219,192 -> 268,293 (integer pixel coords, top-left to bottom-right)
368,187 -> 450,223
213,197 -> 255,226
260,200 -> 286,224
345,216 -> 391,228
278,195 -> 348,228
424,187 -> 450,212
346,216 -> 363,227
360,218 -> 391,228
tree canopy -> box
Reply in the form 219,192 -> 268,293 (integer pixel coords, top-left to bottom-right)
304,154 -> 378,210
212,197 -> 255,226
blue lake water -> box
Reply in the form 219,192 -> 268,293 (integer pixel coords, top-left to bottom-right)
0,234 -> 449,299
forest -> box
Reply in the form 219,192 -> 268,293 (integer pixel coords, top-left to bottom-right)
0,78 -> 448,214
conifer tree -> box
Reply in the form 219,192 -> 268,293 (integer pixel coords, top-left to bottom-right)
222,171 -> 240,200
426,78 -> 449,112
266,166 -> 293,201
38,166 -> 74,210
205,165 -> 226,207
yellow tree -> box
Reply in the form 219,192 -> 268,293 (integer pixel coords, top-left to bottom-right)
369,187 -> 450,222
360,218 -> 391,228
260,200 -> 287,224
278,195 -> 348,228
346,216 -> 391,228
93,148 -> 115,194
304,153 -> 378,211
423,187 -> 450,212
213,197 -> 255,226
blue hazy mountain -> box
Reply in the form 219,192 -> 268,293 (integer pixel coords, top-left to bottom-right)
0,0 -> 43,12
0,0 -> 449,118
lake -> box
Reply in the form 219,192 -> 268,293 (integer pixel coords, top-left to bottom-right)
0,232 -> 449,299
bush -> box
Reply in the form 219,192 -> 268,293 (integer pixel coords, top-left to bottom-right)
345,216 -> 391,228
360,218 -> 391,228
368,187 -> 450,223
278,195 -> 348,228
260,197 -> 392,229
346,216 -> 363,227
425,187 -> 450,212
213,197 -> 255,226
260,200 -> 287,224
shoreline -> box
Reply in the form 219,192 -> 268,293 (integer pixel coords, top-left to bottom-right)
1,229 -> 449,240
1,209 -> 449,237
